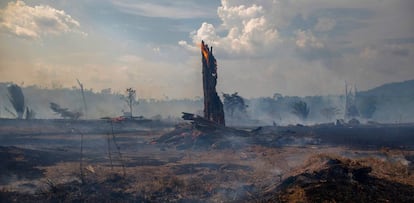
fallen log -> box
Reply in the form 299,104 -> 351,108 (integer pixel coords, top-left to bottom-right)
181,112 -> 250,136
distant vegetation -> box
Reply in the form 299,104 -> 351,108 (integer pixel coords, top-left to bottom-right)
223,92 -> 248,118
121,88 -> 138,118
291,100 -> 310,121
0,79 -> 414,124
7,84 -> 25,119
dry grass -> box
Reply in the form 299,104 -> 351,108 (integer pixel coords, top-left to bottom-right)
2,125 -> 414,202
262,152 -> 414,203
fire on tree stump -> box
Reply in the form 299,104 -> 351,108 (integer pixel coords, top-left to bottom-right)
200,40 -> 225,126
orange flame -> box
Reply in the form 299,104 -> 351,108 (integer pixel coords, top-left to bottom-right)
201,42 -> 209,61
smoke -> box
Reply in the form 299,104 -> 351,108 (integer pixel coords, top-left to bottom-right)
1,82 -> 413,124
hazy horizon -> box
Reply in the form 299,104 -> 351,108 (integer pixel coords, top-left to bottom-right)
1,78 -> 412,100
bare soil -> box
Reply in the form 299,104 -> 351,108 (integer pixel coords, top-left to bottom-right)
0,119 -> 413,202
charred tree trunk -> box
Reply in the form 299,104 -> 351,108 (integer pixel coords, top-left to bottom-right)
77,79 -> 88,119
201,40 -> 225,126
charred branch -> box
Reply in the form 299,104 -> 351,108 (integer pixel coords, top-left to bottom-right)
49,102 -> 82,120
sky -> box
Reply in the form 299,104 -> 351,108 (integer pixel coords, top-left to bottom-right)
0,0 -> 413,99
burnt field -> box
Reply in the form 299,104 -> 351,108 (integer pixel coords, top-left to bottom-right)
1,119 -> 414,202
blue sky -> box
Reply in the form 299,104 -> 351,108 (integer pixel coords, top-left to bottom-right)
0,0 -> 413,99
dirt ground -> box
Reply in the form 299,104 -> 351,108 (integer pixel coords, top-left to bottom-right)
0,120 -> 413,202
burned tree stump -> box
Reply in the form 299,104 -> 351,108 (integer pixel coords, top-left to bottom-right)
201,40 -> 225,126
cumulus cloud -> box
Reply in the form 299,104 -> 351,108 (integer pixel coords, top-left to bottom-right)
180,0 -> 280,55
0,0 -> 84,39
294,29 -> 324,48
2,0 -> 412,99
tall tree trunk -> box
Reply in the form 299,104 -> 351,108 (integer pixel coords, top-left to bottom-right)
201,40 -> 225,126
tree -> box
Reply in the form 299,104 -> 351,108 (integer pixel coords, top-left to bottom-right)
25,106 -> 36,119
358,96 -> 377,119
320,107 -> 340,121
223,92 -> 248,118
273,93 -> 283,101
7,84 -> 25,119
201,40 -> 225,125
291,100 -> 310,120
76,79 -> 88,119
345,83 -> 359,118
122,88 -> 138,118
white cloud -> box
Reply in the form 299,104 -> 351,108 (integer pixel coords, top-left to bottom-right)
181,0 -> 280,55
294,29 -> 324,49
2,0 -> 413,99
217,2 -> 263,27
0,0 -> 84,39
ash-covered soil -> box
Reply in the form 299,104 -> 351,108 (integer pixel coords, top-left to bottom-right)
1,120 -> 413,202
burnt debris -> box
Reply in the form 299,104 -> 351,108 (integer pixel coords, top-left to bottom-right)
49,102 -> 82,120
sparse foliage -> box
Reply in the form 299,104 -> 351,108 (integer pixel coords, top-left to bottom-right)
223,92 -> 248,117
7,84 -> 25,119
291,100 -> 310,120
121,88 -> 138,118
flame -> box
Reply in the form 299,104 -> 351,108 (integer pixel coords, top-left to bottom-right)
201,43 -> 209,61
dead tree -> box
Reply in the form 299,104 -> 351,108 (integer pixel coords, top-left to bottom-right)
121,88 -> 138,118
7,84 -> 25,119
201,40 -> 225,126
50,102 -> 82,120
344,82 -> 359,119
6,84 -> 35,119
25,106 -> 36,119
76,79 -> 88,119
291,100 -> 310,121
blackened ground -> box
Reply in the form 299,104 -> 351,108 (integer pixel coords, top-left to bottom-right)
261,156 -> 414,203
0,146 -> 78,185
0,120 -> 414,202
